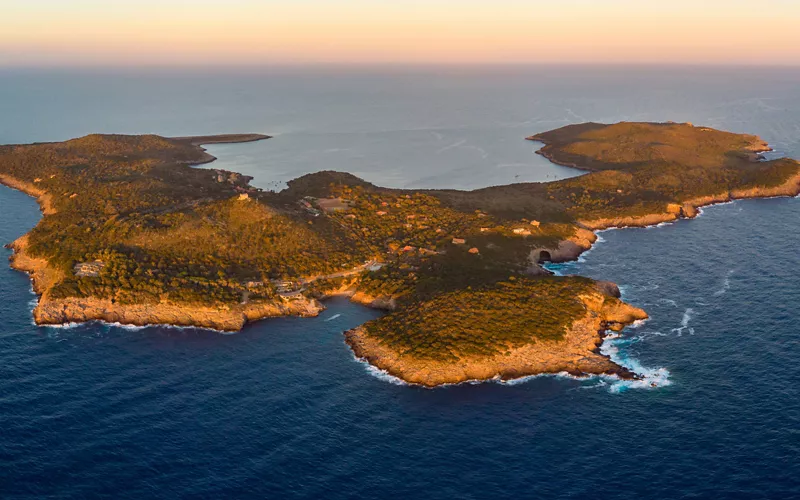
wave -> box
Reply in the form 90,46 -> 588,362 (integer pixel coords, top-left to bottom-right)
41,319 -> 229,334
632,282 -> 660,292
600,335 -> 672,393
351,333 -> 669,393
645,221 -> 674,229
671,308 -> 695,336
713,269 -> 735,296
435,138 -> 467,154
350,354 -> 410,386
43,322 -> 84,330
498,371 -> 593,386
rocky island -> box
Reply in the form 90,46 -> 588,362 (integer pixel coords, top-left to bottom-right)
2,122 -> 798,387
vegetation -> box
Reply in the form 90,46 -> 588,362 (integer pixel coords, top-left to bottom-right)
2,122 -> 797,362
0,134 -> 369,306
363,277 -> 597,361
531,122 -> 799,220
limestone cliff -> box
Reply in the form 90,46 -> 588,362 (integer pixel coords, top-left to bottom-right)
8,235 -> 323,332
345,290 -> 648,387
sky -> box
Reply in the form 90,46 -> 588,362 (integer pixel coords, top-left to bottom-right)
1,0 -> 799,66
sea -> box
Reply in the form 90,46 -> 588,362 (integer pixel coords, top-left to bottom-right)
0,65 -> 799,499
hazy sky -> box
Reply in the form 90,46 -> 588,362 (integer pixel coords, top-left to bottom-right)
2,0 -> 799,66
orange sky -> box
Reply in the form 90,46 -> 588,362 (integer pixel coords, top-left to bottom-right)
2,1 -> 799,66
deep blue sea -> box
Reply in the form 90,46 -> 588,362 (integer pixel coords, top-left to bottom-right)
1,66 -> 799,499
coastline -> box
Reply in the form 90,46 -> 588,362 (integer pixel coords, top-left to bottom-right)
7,233 -> 326,332
576,169 -> 800,232
3,124 -> 799,388
0,174 -> 56,215
172,133 -> 271,166
344,292 -> 648,388
343,165 -> 800,388
1,133 -> 327,333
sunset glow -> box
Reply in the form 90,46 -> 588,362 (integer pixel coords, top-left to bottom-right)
2,0 -> 800,66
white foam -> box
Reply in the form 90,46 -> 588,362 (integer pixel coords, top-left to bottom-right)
43,322 -> 83,330
600,335 -> 672,392
498,371 -> 589,386
634,282 -> 660,292
645,221 -> 674,229
42,319 -> 227,334
352,355 -> 409,386
352,329 -> 671,393
713,269 -> 735,296
435,138 -> 467,154
671,308 -> 695,336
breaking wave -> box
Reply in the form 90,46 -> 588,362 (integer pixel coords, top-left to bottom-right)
351,354 -> 409,386
600,334 -> 672,393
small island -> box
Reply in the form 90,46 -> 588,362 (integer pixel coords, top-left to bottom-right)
2,122 -> 798,386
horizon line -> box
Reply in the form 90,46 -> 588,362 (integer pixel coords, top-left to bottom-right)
3,61 -> 800,70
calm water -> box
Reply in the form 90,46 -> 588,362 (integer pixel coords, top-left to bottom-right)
1,66 -> 799,498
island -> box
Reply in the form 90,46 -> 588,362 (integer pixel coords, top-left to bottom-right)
2,122 -> 798,387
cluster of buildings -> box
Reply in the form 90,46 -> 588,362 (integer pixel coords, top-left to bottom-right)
73,261 -> 105,278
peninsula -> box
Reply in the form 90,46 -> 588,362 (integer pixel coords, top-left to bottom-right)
2,122 -> 798,386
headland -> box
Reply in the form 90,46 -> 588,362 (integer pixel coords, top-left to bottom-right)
2,122 -> 797,386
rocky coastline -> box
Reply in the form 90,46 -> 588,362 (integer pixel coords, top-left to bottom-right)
7,234 -> 324,332
343,166 -> 800,388
344,291 -> 648,387
3,123 -> 800,388
575,169 -> 800,233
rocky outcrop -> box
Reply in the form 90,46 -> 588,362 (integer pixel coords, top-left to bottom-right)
349,291 -> 398,311
533,227 -> 597,263
32,295 -> 323,332
730,167 -> 800,200
578,210 -> 680,231
594,280 -> 621,298
345,290 -> 648,387
8,234 -> 324,332
0,174 -> 56,215
581,169 -> 800,230
7,235 -> 62,295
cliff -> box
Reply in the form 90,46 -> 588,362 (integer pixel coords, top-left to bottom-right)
3,122 -> 799,388
345,290 -> 648,387
579,169 -> 800,231
32,295 -> 323,332
8,234 -> 323,331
